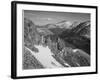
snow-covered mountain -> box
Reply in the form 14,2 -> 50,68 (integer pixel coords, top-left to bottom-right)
55,20 -> 73,29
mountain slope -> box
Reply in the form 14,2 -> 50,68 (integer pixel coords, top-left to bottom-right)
59,21 -> 90,54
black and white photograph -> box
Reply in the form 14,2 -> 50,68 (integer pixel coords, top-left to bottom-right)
11,1 -> 97,79
23,10 -> 90,69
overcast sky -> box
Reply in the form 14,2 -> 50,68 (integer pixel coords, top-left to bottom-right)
24,10 -> 90,26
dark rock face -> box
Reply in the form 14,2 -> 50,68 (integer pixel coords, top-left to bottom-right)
59,21 -> 90,55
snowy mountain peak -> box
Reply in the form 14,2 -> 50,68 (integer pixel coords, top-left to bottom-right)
55,20 -> 72,29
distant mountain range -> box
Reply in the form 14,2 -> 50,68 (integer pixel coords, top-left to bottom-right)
24,18 -> 90,53
36,20 -> 80,35
55,20 -> 73,29
39,20 -> 79,29
24,18 -> 90,36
